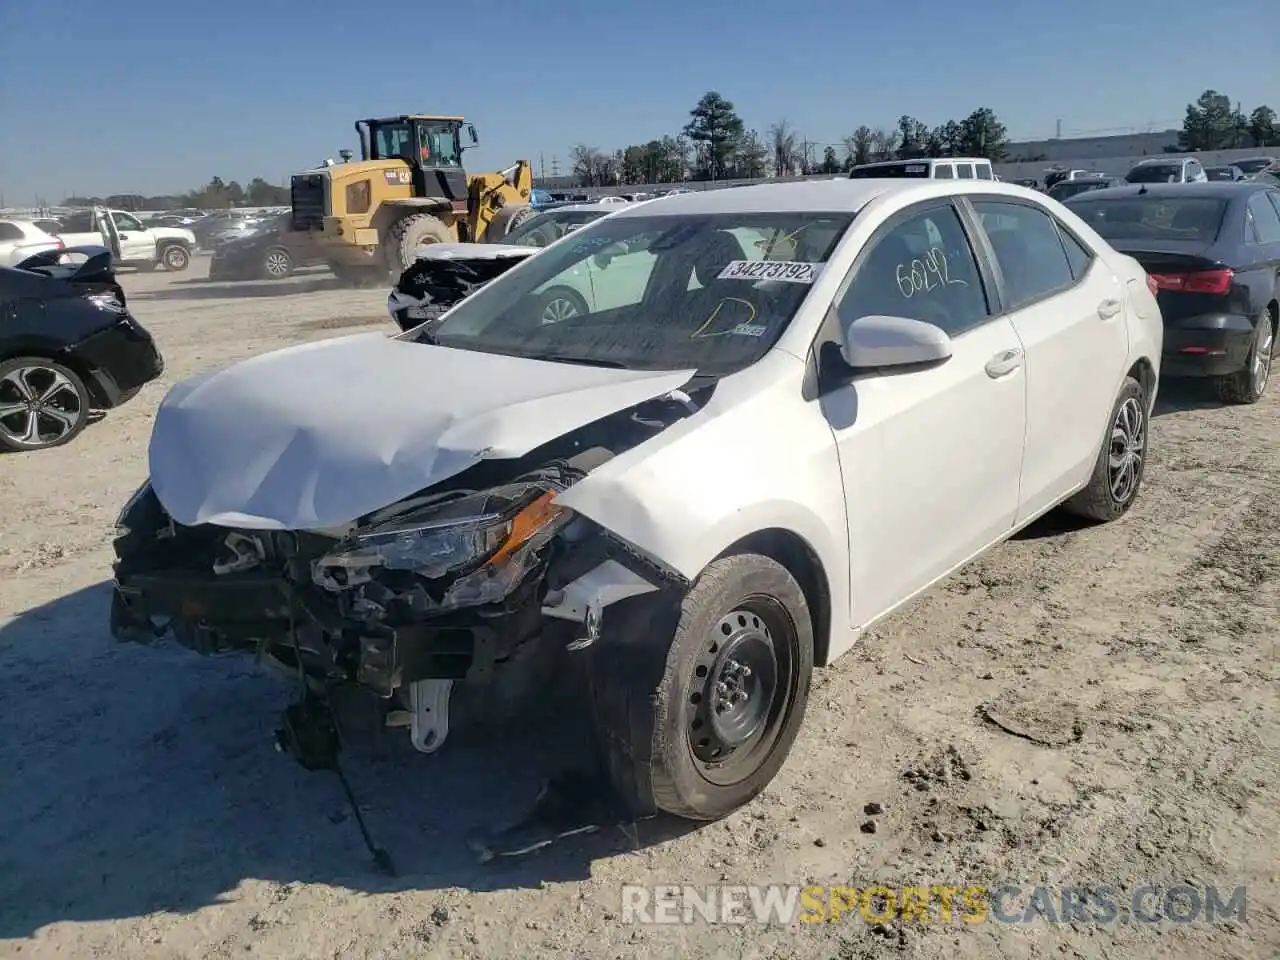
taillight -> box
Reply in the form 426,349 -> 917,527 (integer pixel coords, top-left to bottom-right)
1145,275 -> 1159,297
1147,268 -> 1233,295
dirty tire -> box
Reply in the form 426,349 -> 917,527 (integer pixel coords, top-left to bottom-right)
534,286 -> 589,324
1061,375 -> 1147,523
0,356 -> 92,452
160,244 -> 190,271
486,204 -> 537,240
596,554 -> 814,822
384,214 -> 452,273
1214,308 -> 1274,404
262,246 -> 293,280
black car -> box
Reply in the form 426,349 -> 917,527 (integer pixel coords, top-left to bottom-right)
0,247 -> 164,451
208,215 -> 315,281
1233,157 -> 1280,177
1066,181 -> 1280,403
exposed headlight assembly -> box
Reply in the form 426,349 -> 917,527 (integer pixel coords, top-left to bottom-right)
312,481 -> 571,601
114,480 -> 153,538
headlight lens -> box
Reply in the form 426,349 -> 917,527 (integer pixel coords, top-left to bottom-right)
312,481 -> 569,590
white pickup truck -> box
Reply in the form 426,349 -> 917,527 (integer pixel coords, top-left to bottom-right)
54,208 -> 197,271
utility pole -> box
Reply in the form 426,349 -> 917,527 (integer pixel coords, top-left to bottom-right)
551,156 -> 560,178
539,153 -> 545,179
1055,118 -> 1062,139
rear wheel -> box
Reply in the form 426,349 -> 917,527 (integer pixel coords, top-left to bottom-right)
160,244 -> 190,271
262,246 -> 293,280
0,357 -> 92,452
1061,375 -> 1147,523
1214,309 -> 1274,404
594,553 -> 814,821
384,214 -> 453,273
534,286 -> 589,324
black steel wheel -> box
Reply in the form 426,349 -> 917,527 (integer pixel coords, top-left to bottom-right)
595,553 -> 814,821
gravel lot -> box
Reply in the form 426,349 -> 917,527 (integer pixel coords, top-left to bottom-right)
1,258 -> 1277,960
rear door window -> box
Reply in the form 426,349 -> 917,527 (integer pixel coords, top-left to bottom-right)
1246,193 -> 1280,243
934,164 -> 955,179
975,164 -> 994,181
956,164 -> 975,180
972,200 -> 1077,309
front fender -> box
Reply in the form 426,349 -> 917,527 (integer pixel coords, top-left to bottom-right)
556,352 -> 851,632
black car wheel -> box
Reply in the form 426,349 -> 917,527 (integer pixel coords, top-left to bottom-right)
595,553 -> 815,821
263,247 -> 293,279
0,357 -> 92,452
161,245 -> 190,271
1215,309 -> 1275,404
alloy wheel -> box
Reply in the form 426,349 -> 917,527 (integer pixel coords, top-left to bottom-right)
0,364 -> 84,448
540,297 -> 580,324
1253,321 -> 1274,396
265,250 -> 291,278
1108,396 -> 1145,504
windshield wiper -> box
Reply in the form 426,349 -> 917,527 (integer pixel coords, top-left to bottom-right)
531,353 -> 630,369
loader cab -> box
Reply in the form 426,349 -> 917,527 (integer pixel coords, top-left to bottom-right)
358,115 -> 479,204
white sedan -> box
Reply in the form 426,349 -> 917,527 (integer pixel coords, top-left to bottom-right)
112,178 -> 1162,830
0,219 -> 63,267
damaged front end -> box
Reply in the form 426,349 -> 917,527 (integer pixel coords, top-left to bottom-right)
386,246 -> 537,332
110,390 -> 700,761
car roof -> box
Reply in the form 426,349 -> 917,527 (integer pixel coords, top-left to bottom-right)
1130,157 -> 1191,166
607,178 -> 1045,217
1065,181 -> 1272,202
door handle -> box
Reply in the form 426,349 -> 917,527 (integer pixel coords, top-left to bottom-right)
1097,298 -> 1122,319
118,233 -> 130,239
985,348 -> 1023,378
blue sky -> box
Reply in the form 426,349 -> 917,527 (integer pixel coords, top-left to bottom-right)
0,0 -> 1274,203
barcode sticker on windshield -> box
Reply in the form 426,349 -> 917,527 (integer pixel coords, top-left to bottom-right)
717,260 -> 823,284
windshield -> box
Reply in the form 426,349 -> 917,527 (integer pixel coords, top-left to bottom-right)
850,162 -> 930,179
415,211 -> 855,375
1125,164 -> 1182,183
503,209 -> 608,247
1066,196 -> 1226,242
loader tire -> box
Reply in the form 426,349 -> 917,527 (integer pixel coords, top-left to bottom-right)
384,214 -> 453,273
486,204 -> 537,241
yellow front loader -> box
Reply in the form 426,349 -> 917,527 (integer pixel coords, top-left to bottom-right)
286,115 -> 536,281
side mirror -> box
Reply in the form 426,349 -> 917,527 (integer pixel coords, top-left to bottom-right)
466,124 -> 479,146
839,314 -> 952,370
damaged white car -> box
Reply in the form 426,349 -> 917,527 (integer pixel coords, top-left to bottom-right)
111,179 -> 1161,859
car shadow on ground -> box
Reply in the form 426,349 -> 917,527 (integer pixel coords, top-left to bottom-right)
0,581 -> 694,937
1151,379 -> 1228,416
129,275 -> 344,301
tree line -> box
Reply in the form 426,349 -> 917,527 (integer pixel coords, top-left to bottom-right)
569,91 -> 1012,186
65,176 -> 289,211
1179,90 -> 1278,151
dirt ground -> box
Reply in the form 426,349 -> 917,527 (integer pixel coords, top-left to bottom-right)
0,257 -> 1276,960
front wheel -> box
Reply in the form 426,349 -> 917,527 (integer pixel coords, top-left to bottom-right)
1061,375 -> 1147,523
596,553 -> 815,821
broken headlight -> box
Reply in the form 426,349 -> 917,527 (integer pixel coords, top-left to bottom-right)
114,480 -> 153,538
312,481 -> 570,591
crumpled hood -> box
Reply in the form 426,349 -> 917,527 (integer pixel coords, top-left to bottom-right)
148,333 -> 694,531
